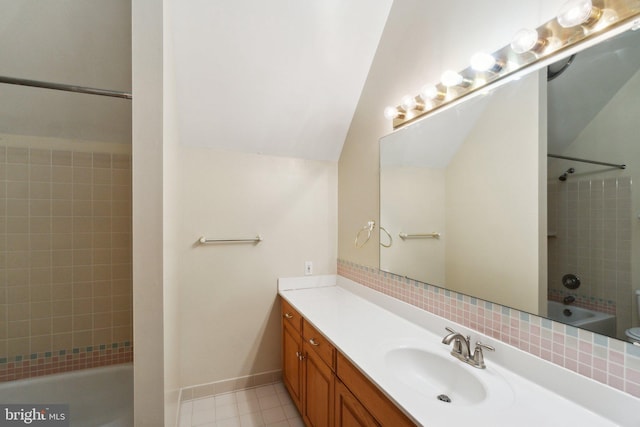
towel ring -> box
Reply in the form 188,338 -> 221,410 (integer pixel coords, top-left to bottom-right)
380,226 -> 392,248
354,220 -> 376,248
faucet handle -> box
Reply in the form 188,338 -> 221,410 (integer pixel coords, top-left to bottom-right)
445,326 -> 456,334
472,342 -> 495,369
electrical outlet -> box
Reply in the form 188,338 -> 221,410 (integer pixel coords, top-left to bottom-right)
304,261 -> 313,276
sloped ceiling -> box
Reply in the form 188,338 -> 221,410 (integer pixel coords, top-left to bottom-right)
0,0 -> 132,144
0,1 -> 392,159
547,28 -> 640,154
169,0 -> 393,161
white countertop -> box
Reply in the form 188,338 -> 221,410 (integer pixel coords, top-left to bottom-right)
278,275 -> 640,427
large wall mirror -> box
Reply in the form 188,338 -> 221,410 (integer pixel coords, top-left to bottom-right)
380,26 -> 640,341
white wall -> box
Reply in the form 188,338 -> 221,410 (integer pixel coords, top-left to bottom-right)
175,148 -> 337,388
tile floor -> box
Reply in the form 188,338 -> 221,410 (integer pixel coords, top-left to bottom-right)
178,382 -> 304,427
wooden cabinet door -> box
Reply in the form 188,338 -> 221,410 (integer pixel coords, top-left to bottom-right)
283,321 -> 303,411
335,380 -> 379,427
303,341 -> 335,427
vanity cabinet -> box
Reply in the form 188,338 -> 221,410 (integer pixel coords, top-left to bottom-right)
336,353 -> 414,427
282,300 -> 335,426
302,339 -> 335,426
282,299 -> 303,410
334,379 -> 379,427
281,297 -> 416,427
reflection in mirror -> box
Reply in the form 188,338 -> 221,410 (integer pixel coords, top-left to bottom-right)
547,28 -> 640,341
380,72 -> 546,315
380,27 -> 640,341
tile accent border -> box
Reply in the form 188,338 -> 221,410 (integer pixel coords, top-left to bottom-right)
548,289 -> 616,315
0,342 -> 132,382
180,369 -> 283,402
338,259 -> 640,398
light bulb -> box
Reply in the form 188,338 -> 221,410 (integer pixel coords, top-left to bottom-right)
557,0 -> 598,28
441,70 -> 464,87
470,52 -> 501,72
510,28 -> 541,54
401,95 -> 416,111
419,85 -> 442,101
384,106 -> 403,120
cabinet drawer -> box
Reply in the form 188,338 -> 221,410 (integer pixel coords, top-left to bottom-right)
281,298 -> 302,334
336,352 -> 415,427
303,319 -> 335,371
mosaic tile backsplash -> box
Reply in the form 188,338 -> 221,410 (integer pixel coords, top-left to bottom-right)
338,259 -> 640,398
0,145 -> 133,381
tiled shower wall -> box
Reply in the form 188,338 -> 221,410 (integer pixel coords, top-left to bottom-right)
338,259 -> 640,398
0,144 -> 133,381
548,177 -> 632,339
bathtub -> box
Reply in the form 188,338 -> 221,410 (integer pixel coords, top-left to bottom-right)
0,363 -> 132,427
547,301 -> 616,336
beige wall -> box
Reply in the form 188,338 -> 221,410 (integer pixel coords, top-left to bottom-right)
162,0 -> 181,422
380,166 -> 446,284
132,0 -> 165,424
338,0 -> 564,267
176,147 -> 337,388
444,72 -> 545,314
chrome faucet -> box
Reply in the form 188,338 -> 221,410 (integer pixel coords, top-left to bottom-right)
442,327 -> 494,369
442,327 -> 471,360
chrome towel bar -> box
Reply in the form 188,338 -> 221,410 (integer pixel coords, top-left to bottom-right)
399,232 -> 440,239
198,235 -> 262,244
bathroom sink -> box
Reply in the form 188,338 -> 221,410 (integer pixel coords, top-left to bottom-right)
385,347 -> 486,405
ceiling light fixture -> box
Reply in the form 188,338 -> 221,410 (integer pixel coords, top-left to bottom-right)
383,0 -> 638,128
557,0 -> 602,28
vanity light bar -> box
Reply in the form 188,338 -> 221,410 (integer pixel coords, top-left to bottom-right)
385,0 -> 640,129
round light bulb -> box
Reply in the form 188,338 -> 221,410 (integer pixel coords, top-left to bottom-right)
384,106 -> 399,120
470,52 -> 497,72
510,28 -> 540,54
557,0 -> 594,28
401,95 -> 416,111
441,70 -> 463,87
419,85 -> 440,101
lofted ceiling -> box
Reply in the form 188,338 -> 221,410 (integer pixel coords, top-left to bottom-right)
0,1 -> 392,159
0,0 -> 132,144
547,28 -> 640,154
168,0 -> 393,161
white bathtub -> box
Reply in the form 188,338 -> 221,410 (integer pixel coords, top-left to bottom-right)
0,363 -> 133,427
547,301 -> 616,336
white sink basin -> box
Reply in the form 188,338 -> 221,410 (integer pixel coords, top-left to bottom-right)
383,345 -> 515,411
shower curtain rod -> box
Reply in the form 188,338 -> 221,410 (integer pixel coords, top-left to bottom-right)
0,75 -> 132,99
547,154 -> 626,170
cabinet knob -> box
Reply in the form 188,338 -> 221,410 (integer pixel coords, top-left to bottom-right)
284,313 -> 294,319
309,338 -> 320,346
295,351 -> 305,361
